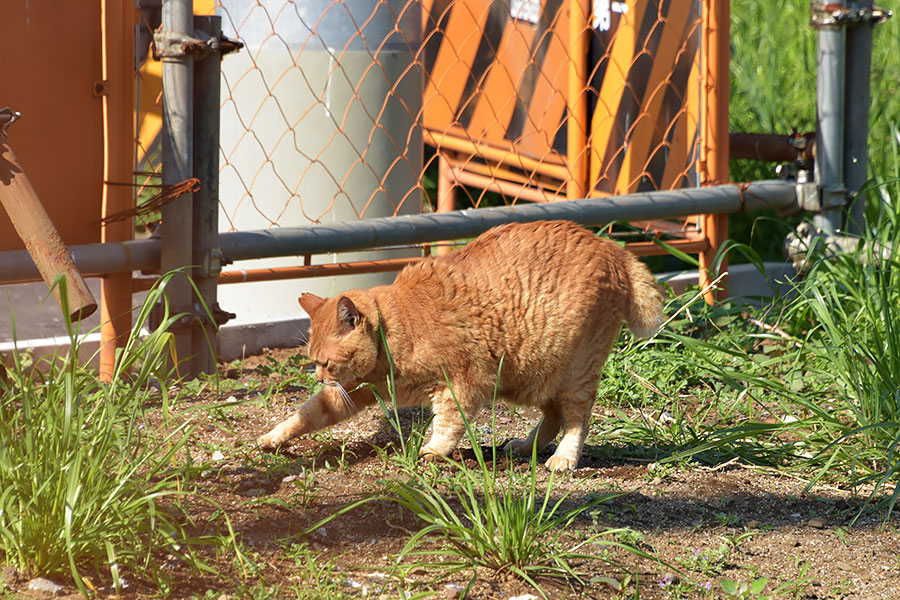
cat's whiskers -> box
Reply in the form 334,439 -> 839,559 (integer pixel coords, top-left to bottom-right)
293,326 -> 310,346
325,380 -> 357,414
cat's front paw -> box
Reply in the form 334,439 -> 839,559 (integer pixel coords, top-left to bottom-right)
257,431 -> 286,453
544,455 -> 577,471
418,444 -> 452,462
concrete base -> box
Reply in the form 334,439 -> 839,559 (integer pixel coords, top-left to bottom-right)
659,261 -> 797,301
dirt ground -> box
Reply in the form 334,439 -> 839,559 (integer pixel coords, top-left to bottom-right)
6,347 -> 899,600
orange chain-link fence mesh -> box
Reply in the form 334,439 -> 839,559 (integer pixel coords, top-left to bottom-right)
136,0 -> 722,263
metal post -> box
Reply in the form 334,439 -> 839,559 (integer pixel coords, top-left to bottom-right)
699,0 -> 731,303
813,1 -> 847,236
843,0 -> 874,235
99,0 -> 134,381
159,0 -> 195,377
191,15 -> 224,375
566,0 -> 590,201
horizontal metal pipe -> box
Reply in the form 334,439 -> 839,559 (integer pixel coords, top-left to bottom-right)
0,239 -> 161,283
730,132 -> 815,162
424,130 -> 570,181
451,166 -> 563,203
219,180 -> 797,261
0,180 -> 797,283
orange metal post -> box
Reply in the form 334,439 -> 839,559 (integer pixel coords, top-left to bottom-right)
435,153 -> 456,255
99,0 -> 136,380
699,0 -> 730,303
566,0 -> 590,201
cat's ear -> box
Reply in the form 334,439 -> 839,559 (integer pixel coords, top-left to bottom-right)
298,293 -> 325,316
337,296 -> 360,329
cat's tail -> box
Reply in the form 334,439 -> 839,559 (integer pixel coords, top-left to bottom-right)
624,251 -> 664,338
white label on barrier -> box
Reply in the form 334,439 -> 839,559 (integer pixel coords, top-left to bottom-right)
510,0 -> 540,24
593,0 -> 628,31
593,0 -> 611,31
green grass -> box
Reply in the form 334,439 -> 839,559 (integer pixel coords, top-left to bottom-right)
0,275 -> 217,594
780,189 -> 900,512
630,171 -> 900,518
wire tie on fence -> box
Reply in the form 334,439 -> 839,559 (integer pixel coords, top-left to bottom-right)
98,177 -> 201,224
0,108 -> 22,136
738,181 -> 773,211
736,182 -> 750,212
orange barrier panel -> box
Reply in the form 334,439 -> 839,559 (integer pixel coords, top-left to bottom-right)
0,3 -> 106,251
418,0 -> 723,280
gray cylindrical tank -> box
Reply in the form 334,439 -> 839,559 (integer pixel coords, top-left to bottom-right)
217,0 -> 422,331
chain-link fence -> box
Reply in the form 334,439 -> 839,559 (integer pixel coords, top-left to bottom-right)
135,0 -> 716,256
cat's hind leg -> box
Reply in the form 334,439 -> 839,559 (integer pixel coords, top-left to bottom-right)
257,384 -> 376,451
503,402 -> 562,457
544,369 -> 603,471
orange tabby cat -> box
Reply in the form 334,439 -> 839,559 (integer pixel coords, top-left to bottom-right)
257,220 -> 663,470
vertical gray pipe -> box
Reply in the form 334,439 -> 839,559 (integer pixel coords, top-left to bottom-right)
814,1 -> 847,235
843,0 -> 875,235
160,0 -> 195,374
191,16 -> 223,376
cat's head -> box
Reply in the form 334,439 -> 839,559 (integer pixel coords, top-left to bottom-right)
299,292 -> 378,386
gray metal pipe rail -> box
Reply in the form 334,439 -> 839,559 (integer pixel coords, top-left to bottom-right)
219,180 -> 798,261
0,180 -> 798,283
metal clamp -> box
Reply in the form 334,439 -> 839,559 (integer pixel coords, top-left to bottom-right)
153,30 -> 243,60
202,248 -> 226,278
810,2 -> 893,28
0,107 -> 21,136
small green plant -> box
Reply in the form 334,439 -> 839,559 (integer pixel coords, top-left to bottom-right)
715,512 -> 739,527
718,529 -> 758,554
720,577 -> 768,599
280,543 -> 348,599
772,556 -> 814,599
679,544 -> 730,577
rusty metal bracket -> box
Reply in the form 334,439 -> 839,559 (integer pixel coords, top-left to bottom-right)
153,29 -> 243,60
810,2 -> 893,28
0,108 -> 21,136
151,301 -> 235,333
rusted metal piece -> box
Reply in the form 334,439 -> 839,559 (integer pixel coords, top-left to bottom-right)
0,128 -> 97,321
730,131 -> 816,163
810,2 -> 892,28
153,29 -> 244,60
99,177 -> 200,224
0,108 -> 21,135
